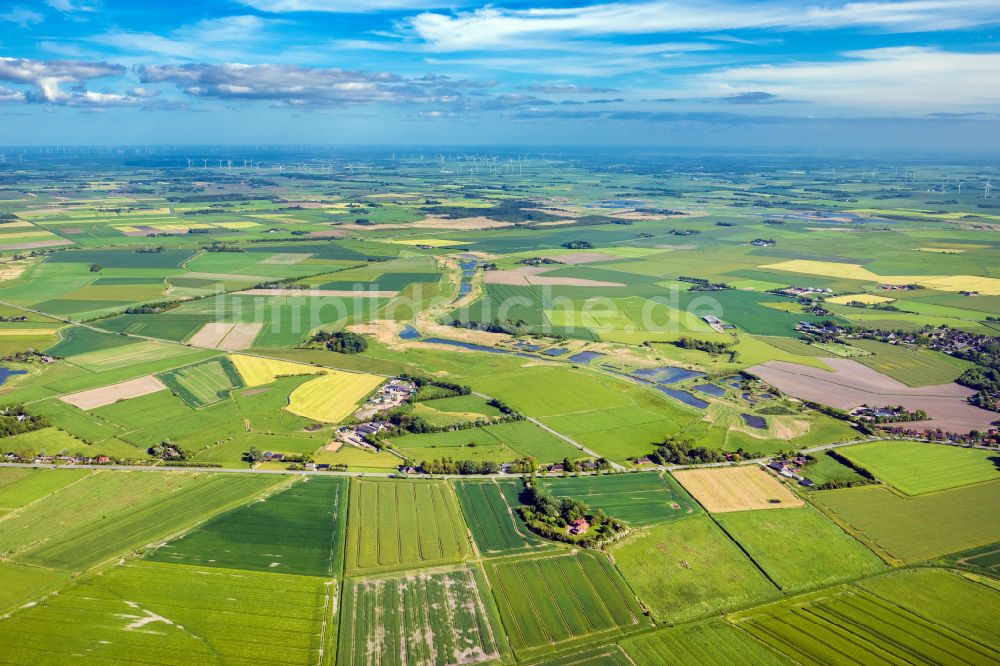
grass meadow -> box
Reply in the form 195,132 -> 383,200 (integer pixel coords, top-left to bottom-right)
813,480 -> 1000,563
146,476 -> 347,577
454,479 -> 553,556
609,515 -> 778,623
621,619 -> 790,666
839,440 -> 999,495
539,472 -> 702,527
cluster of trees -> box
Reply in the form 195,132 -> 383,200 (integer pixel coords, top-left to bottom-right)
677,276 -> 732,291
450,319 -> 528,335
421,199 -> 559,224
517,483 -> 627,548
124,300 -> 181,315
400,374 -> 471,400
135,246 -> 165,254
751,238 -> 776,245
419,458 -> 501,475
0,405 -> 49,438
641,435 -> 763,465
561,240 -> 593,249
674,336 -> 731,355
148,440 -> 187,460
668,229 -> 700,236
206,241 -> 244,252
311,330 -> 368,354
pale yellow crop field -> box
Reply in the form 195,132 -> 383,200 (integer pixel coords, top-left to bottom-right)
287,371 -> 384,423
389,238 -> 463,247
761,260 -> 1000,295
827,293 -> 895,305
229,354 -> 324,387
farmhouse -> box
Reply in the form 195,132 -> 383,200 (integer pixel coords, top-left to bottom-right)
569,518 -> 590,535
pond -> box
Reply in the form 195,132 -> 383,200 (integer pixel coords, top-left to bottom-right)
632,366 -> 706,385
693,383 -> 727,397
421,338 -> 509,354
399,325 -> 421,340
656,387 -> 709,409
741,413 -> 768,429
0,367 -> 28,385
514,340 -> 542,351
568,351 -> 603,364
543,348 -> 569,356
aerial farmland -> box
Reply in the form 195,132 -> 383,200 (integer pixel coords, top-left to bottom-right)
0,148 -> 997,665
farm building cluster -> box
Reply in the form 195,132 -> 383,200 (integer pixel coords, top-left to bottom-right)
767,458 -> 815,487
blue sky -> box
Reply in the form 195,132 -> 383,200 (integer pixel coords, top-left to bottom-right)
1,0 -> 999,149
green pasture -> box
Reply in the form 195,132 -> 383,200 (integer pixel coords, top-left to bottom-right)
839,440 -> 999,495
539,472 -> 701,527
621,619 -> 790,666
454,479 -> 552,556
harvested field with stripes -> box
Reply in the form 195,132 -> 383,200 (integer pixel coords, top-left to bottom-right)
339,565 -> 507,666
345,479 -> 470,575
672,466 -> 803,513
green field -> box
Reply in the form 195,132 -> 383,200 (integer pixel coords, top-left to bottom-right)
344,478 -> 470,574
609,515 -> 778,624
717,506 -> 886,592
0,562 -> 71,615
813,480 -> 1000,563
938,542 -> 1000,577
539,472 -> 702,527
455,479 -> 552,556
731,584 -> 1000,665
158,356 -> 245,407
839,440 -> 1000,495
485,551 -> 650,659
0,467 -> 91,513
621,619 -> 790,666
0,561 -> 333,665
0,470 -> 282,572
390,419 -> 581,464
145,476 -> 346,576
799,450 -> 869,486
339,565 -> 507,666
858,568 -> 1000,647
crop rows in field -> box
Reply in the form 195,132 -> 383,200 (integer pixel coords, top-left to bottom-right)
540,472 -> 701,527
454,479 -> 551,556
286,370 -> 384,423
146,476 -> 347,577
158,357 -> 246,407
0,561 -> 332,665
345,479 -> 470,575
0,471 -> 280,573
485,551 -> 649,659
732,587 -> 1000,665
940,542 -> 1000,577
621,619 -> 790,666
339,566 -> 505,666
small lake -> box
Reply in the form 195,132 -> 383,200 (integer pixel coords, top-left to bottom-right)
656,387 -> 709,409
514,341 -> 542,351
0,367 -> 28,385
633,366 -> 705,385
421,338 -> 509,354
693,383 -> 727,397
568,351 -> 603,364
543,348 -> 569,356
399,325 -> 421,340
741,413 -> 768,429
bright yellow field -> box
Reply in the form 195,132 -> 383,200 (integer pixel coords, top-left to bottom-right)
215,221 -> 260,229
761,260 -> 1000,295
389,238 -> 463,247
230,354 -> 383,422
287,371 -> 384,422
0,328 -> 59,336
229,354 -> 324,387
827,293 -> 895,305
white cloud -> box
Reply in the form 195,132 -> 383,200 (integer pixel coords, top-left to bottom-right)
92,15 -> 282,62
0,57 -> 124,103
699,47 -> 1000,112
0,7 -> 43,27
407,1 -> 1000,51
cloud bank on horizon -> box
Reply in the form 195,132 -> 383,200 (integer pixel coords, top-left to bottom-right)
1,0 -> 998,148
